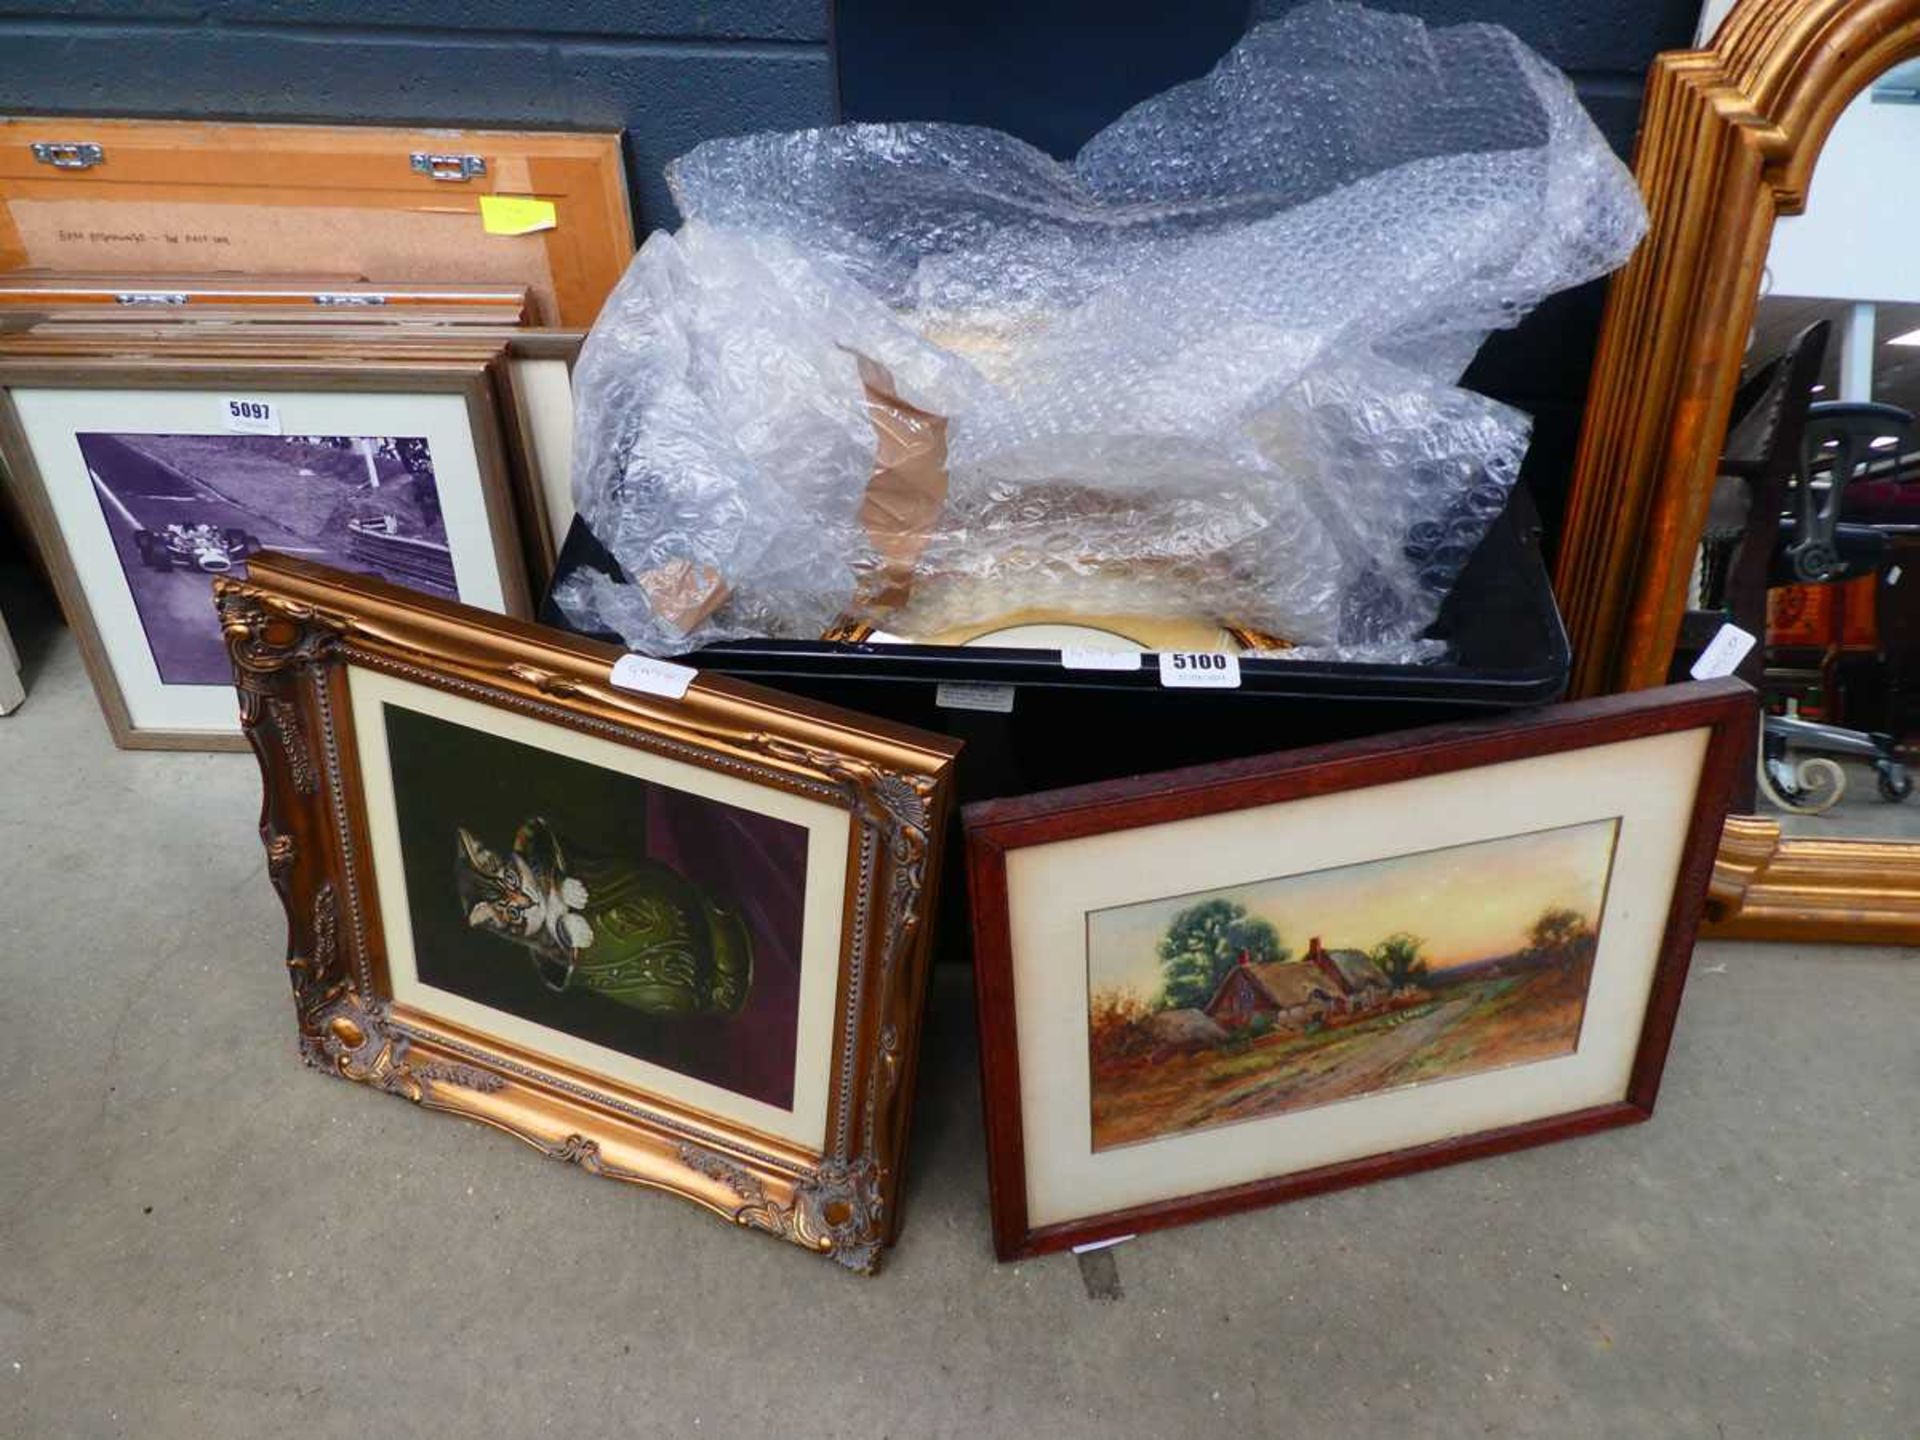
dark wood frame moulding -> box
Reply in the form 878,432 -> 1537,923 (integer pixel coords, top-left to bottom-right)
965,679 -> 1753,1261
217,553 -> 959,1273
1551,0 -> 1920,942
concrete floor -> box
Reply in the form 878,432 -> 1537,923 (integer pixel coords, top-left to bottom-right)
1,565 -> 1916,1440
1771,755 -> 1920,841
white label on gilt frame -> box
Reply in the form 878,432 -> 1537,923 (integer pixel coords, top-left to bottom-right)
11,386 -> 508,736
610,652 -> 698,700
1003,727 -> 1709,1229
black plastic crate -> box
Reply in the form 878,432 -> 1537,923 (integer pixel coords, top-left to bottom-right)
540,486 -> 1568,807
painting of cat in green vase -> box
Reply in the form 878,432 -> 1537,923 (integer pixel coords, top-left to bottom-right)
454,816 -> 755,1015
382,703 -> 809,1110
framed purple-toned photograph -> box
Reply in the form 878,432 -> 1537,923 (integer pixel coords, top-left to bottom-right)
75,430 -> 458,686
0,349 -> 532,748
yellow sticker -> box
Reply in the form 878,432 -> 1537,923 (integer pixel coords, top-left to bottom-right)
478,195 -> 558,236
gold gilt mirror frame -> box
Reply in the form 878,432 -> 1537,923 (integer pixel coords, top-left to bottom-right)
1555,0 -> 1920,943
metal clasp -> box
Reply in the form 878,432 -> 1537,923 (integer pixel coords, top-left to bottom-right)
409,152 -> 487,183
30,141 -> 104,170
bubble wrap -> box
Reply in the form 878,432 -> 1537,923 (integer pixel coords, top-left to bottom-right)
558,1 -> 1646,657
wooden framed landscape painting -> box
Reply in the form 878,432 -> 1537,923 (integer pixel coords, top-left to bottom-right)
219,554 -> 958,1272
966,680 -> 1752,1260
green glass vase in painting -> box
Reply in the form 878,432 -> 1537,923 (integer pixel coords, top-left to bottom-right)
455,817 -> 754,1015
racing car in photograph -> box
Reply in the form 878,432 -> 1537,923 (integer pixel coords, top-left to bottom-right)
133,522 -> 260,574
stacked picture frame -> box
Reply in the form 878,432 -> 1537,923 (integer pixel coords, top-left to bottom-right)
0,310 -> 584,748
0,113 -> 628,745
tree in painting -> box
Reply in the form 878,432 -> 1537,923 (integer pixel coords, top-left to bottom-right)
1089,987 -> 1156,1064
1082,817 -> 1623,1153
1156,898 -> 1289,1010
1369,931 -> 1429,991
1523,906 -> 1598,967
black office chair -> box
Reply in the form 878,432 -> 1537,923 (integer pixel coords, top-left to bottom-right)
1673,321 -> 1829,812
1697,325 -> 1831,625
1760,400 -> 1916,809
1774,401 -> 1906,585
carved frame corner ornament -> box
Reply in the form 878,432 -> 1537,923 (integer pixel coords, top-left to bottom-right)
216,556 -> 959,1274
1553,0 -> 1920,944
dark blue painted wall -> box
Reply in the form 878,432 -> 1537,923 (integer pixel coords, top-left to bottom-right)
0,0 -> 1702,548
836,0 -> 1688,161
0,0 -> 1694,228
836,0 -> 1253,161
0,1 -> 837,230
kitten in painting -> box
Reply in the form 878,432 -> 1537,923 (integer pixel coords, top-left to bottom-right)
454,817 -> 754,1015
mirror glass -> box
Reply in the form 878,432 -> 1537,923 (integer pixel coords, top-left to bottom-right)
1692,66 -> 1920,839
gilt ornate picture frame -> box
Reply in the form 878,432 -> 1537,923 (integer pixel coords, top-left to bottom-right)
968,680 -> 1750,1260
1552,0 -> 1920,942
218,553 -> 958,1272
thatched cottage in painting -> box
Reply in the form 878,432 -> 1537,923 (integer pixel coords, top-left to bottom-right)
1303,937 -> 1394,1006
1203,937 -> 1393,1031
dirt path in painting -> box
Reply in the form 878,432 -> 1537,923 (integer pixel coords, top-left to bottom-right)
1090,968 -> 1590,1151
1207,1000 -> 1472,1126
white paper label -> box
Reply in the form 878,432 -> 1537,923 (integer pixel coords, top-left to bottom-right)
221,397 -> 281,434
935,681 -> 1015,713
1157,651 -> 1242,688
609,653 -> 697,700
1689,623 -> 1758,681
1888,566 -> 1903,587
1060,646 -> 1142,671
